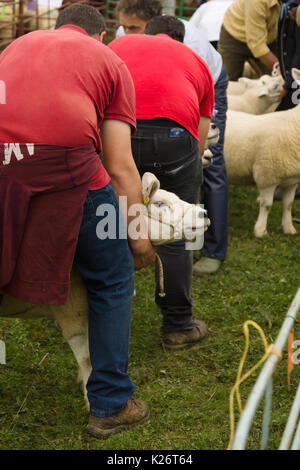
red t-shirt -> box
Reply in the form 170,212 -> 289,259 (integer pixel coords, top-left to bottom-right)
0,25 -> 136,189
108,34 -> 214,140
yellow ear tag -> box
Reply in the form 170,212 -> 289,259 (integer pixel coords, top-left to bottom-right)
143,196 -> 150,205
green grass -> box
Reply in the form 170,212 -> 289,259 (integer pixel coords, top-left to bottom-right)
0,185 -> 300,450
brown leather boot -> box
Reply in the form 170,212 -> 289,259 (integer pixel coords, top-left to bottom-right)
162,319 -> 208,350
86,398 -> 150,439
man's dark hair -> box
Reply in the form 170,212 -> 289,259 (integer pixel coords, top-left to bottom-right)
144,15 -> 185,42
117,0 -> 162,21
55,4 -> 106,36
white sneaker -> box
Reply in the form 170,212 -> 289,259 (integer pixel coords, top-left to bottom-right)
193,257 -> 221,276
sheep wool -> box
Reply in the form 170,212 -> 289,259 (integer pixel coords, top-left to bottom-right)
227,75 -> 283,114
224,97 -> 300,237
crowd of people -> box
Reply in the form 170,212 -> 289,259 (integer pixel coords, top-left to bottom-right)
0,0 -> 299,440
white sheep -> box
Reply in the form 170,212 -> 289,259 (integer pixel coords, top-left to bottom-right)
227,75 -> 283,114
224,68 -> 300,238
0,174 -> 211,407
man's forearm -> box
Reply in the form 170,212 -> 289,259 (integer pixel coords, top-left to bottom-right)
258,51 -> 278,71
198,116 -> 211,156
100,119 -> 156,269
108,160 -> 147,236
108,160 -> 156,268
297,5 -> 300,27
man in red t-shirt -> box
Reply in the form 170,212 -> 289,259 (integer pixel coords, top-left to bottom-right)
109,16 -> 214,351
0,4 -> 155,438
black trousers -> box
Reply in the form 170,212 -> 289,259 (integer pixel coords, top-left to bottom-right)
131,119 -> 202,333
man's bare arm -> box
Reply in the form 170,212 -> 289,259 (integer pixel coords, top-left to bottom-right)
101,119 -> 156,270
297,5 -> 300,27
198,116 -> 211,156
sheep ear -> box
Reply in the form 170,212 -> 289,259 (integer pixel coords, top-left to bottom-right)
238,77 -> 254,88
142,172 -> 160,201
292,68 -> 300,85
257,88 -> 267,97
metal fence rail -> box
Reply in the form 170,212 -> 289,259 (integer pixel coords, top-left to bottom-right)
232,287 -> 300,450
0,0 -> 197,48
0,0 -> 106,49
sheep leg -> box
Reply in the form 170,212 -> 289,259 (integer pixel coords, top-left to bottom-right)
53,311 -> 91,409
51,268 -> 91,409
281,184 -> 298,235
254,185 -> 276,238
67,334 -> 91,409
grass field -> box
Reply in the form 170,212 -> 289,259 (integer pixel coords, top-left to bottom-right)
0,185 -> 299,450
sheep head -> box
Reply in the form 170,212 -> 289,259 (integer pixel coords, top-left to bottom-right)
256,75 -> 283,101
237,75 -> 283,102
205,122 -> 219,149
141,172 -> 210,245
238,77 -> 260,89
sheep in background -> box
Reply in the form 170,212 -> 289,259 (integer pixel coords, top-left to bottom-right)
227,75 -> 283,114
227,77 -> 260,95
224,68 -> 300,238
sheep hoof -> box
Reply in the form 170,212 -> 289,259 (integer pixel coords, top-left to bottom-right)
254,227 -> 268,238
283,225 -> 297,235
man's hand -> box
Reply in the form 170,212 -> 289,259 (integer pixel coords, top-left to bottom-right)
277,87 -> 288,102
259,51 -> 279,72
130,239 -> 156,271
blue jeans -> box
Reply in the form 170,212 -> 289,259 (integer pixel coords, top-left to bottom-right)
73,184 -> 135,417
202,64 -> 228,261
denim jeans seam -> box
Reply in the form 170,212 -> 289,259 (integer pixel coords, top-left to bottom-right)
90,403 -> 127,418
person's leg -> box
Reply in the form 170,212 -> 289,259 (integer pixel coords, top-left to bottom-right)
194,65 -> 228,274
131,122 -> 208,346
254,40 -> 278,76
73,185 -> 147,426
218,26 -> 252,80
